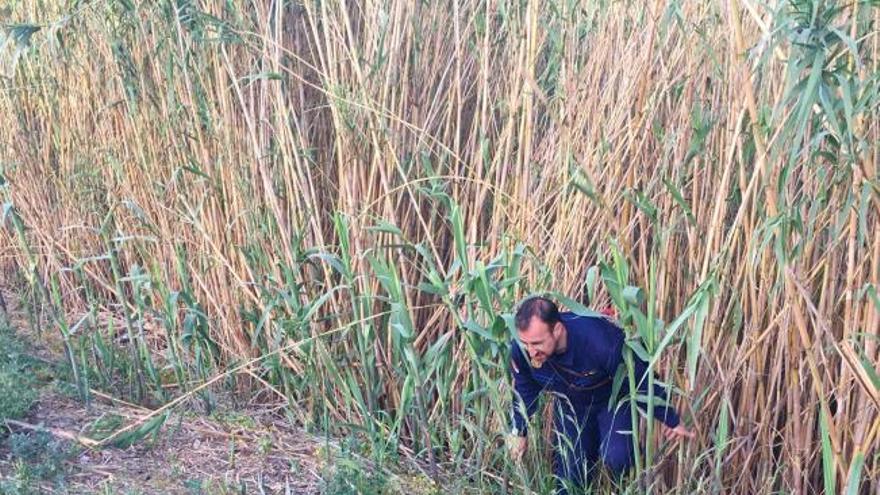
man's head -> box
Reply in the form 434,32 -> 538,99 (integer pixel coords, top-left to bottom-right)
515,296 -> 565,368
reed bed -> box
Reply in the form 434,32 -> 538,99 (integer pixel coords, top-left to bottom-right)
1,0 -> 878,492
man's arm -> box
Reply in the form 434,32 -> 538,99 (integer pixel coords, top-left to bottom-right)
596,318 -> 681,428
509,341 -> 542,436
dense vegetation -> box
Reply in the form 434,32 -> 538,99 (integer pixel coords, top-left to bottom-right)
1,0 -> 878,492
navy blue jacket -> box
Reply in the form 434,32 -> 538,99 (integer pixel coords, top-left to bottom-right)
510,312 -> 680,435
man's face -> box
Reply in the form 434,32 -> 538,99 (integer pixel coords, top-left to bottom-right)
517,316 -> 561,368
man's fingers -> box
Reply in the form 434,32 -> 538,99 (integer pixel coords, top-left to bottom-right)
661,426 -> 695,442
671,426 -> 695,440
675,426 -> 695,439
508,436 -> 526,462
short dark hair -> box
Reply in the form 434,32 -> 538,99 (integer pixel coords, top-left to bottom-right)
515,296 -> 560,330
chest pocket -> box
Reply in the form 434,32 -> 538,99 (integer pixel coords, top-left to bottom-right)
556,366 -> 610,391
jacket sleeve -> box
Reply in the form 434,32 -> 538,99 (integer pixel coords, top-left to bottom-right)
509,340 -> 542,436
596,318 -> 681,428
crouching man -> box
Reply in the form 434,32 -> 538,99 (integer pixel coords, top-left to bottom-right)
508,297 -> 694,493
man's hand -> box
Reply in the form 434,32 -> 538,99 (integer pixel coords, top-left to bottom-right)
507,434 -> 527,462
661,423 -> 695,442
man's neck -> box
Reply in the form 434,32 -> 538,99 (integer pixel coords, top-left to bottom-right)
554,324 -> 568,355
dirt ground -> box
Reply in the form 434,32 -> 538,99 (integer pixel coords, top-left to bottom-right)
0,287 -> 439,495
1,388 -> 327,494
